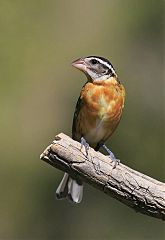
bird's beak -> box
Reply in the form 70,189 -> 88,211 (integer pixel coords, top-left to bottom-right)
72,58 -> 87,72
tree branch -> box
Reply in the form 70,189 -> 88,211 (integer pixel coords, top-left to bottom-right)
40,133 -> 165,220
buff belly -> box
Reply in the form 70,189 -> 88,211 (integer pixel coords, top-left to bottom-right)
83,110 -> 119,147
83,118 -> 105,145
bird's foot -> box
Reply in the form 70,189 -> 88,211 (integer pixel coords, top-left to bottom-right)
80,137 -> 100,174
102,144 -> 120,169
80,137 -> 89,157
111,158 -> 120,169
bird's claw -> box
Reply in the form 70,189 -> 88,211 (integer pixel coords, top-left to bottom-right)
111,157 -> 120,169
101,143 -> 120,169
80,137 -> 89,157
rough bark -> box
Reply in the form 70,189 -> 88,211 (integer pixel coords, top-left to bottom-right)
40,133 -> 165,220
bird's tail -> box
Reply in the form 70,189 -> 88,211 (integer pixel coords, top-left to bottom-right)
56,173 -> 83,203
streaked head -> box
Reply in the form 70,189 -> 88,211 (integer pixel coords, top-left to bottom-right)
72,56 -> 117,81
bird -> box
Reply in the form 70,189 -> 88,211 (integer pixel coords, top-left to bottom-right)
56,56 -> 125,203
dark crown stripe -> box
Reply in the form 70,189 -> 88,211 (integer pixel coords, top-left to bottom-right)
87,55 -> 111,65
87,56 -> 114,69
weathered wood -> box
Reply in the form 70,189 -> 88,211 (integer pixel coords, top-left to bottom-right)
40,133 -> 165,220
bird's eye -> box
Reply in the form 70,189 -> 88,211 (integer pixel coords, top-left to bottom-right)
90,59 -> 98,65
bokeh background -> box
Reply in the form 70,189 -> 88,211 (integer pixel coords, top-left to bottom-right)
0,0 -> 164,239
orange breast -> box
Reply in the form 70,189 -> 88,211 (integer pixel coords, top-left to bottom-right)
75,78 -> 125,146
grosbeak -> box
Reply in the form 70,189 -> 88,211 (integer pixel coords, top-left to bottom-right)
56,56 -> 125,203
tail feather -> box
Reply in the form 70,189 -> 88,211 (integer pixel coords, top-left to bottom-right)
68,178 -> 83,203
56,173 -> 69,199
56,173 -> 83,203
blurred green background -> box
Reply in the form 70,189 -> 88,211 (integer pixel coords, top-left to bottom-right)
0,0 -> 164,239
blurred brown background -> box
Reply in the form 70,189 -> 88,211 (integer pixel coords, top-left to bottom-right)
0,0 -> 164,239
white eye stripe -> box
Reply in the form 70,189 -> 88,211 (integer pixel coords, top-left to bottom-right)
88,57 -> 115,74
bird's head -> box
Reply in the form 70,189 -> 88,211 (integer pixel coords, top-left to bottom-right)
72,56 -> 117,82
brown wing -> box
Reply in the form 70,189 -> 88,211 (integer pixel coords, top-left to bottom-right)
72,95 -> 83,140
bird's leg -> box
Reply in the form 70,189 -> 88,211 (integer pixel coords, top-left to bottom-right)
99,143 -> 120,169
80,137 -> 101,174
102,144 -> 115,159
80,136 -> 89,157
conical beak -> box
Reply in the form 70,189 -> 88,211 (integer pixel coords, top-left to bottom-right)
71,58 -> 87,72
